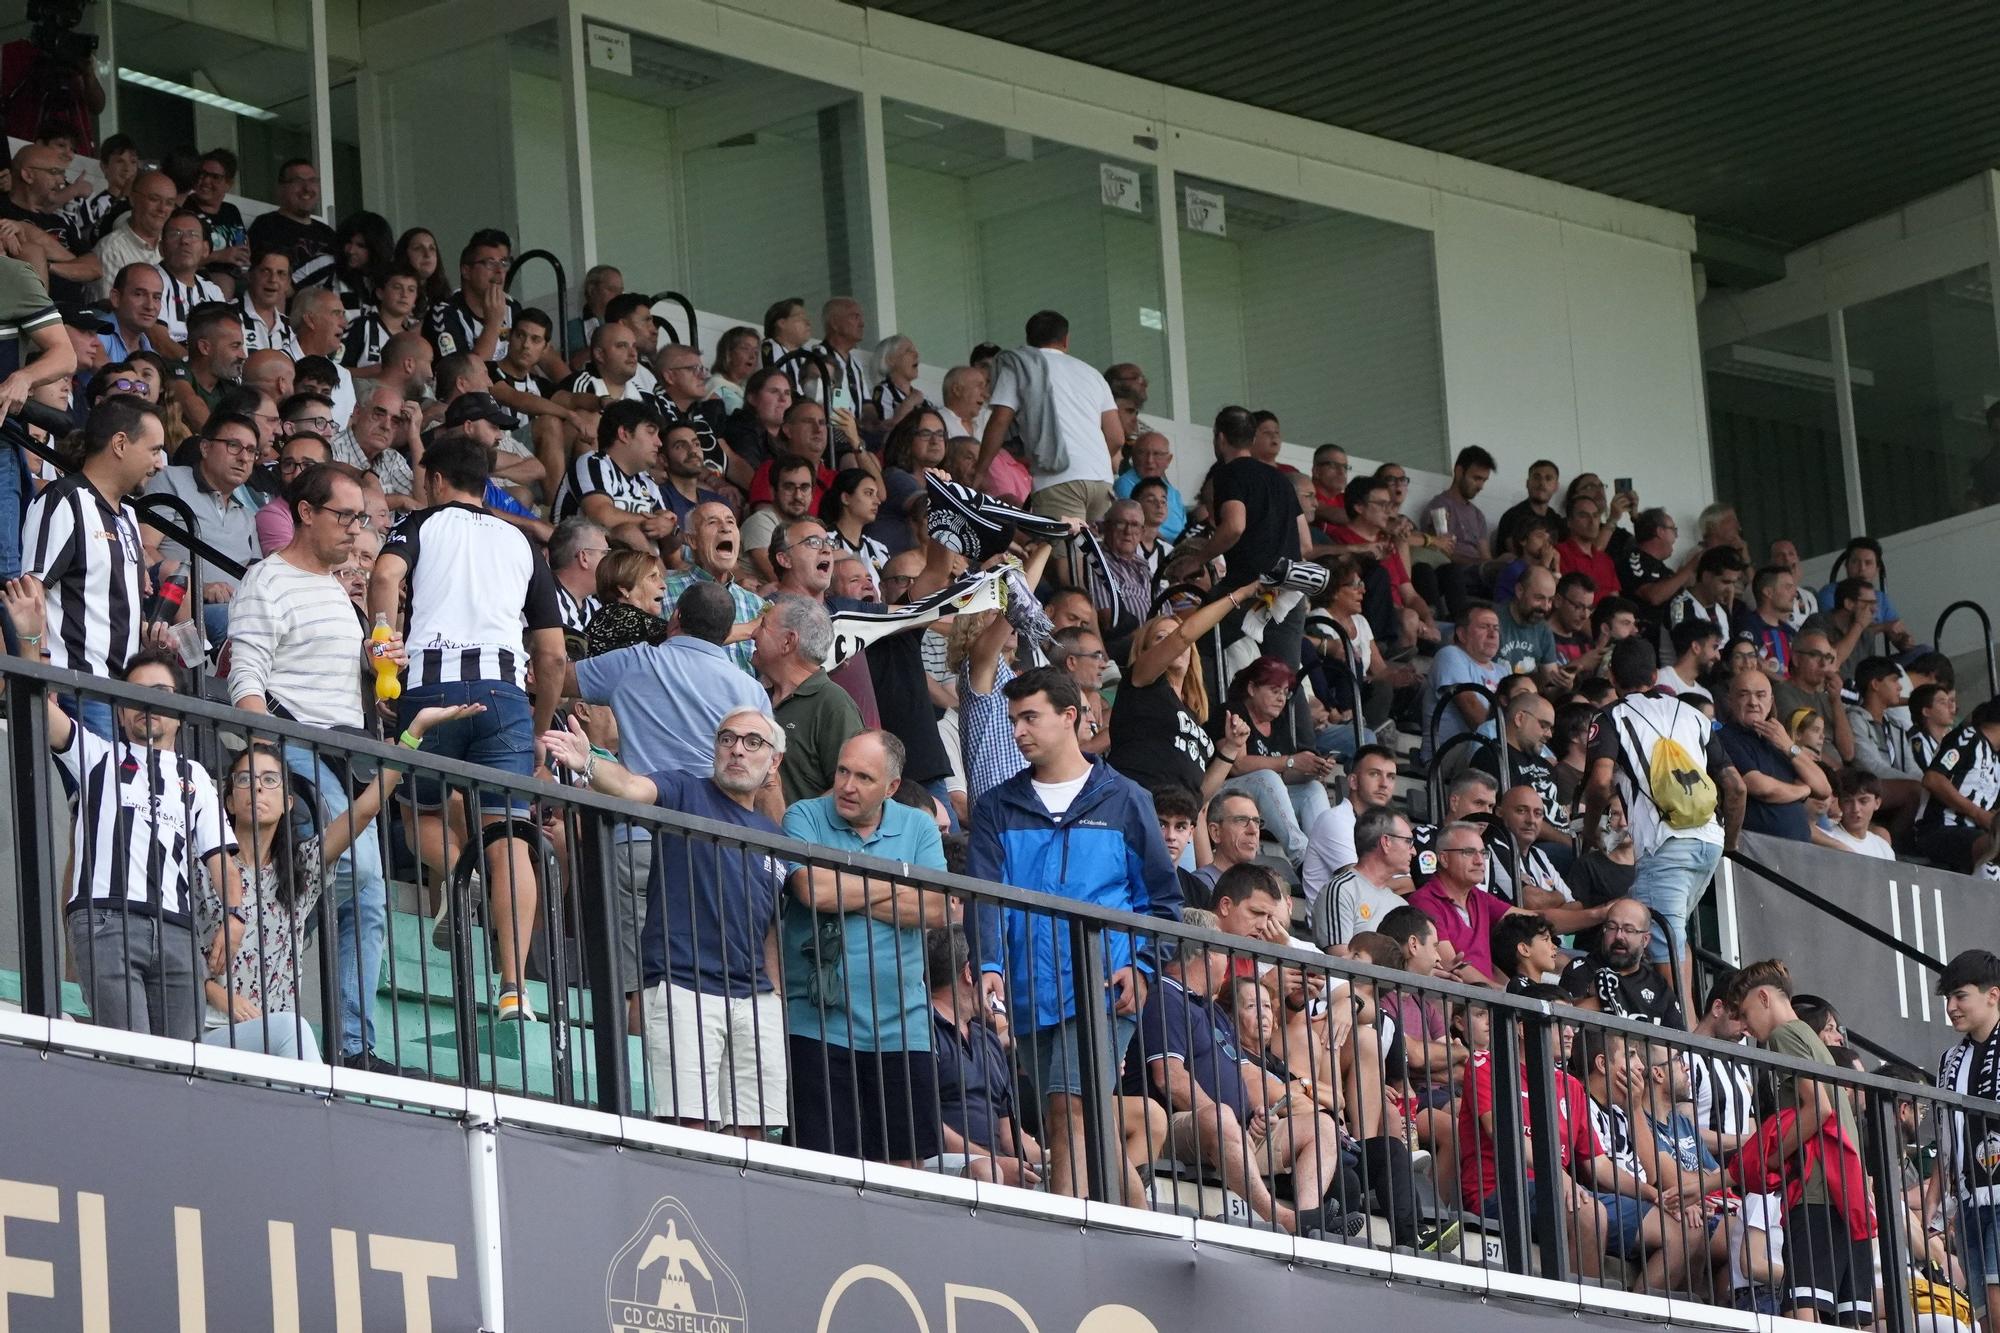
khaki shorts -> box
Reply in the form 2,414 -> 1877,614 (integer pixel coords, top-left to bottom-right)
1029,480 -> 1113,523
642,982 -> 788,1128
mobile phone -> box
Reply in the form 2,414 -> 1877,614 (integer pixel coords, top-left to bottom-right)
985,993 -> 1006,1016
1614,476 -> 1633,496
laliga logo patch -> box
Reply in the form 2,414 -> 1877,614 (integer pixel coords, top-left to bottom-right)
1417,850 -> 1439,877
606,1198 -> 746,1331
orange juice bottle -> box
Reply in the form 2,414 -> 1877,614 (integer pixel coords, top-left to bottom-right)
371,613 -> 401,702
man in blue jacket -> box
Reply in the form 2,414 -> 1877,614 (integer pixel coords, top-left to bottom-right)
969,665 -> 1182,1200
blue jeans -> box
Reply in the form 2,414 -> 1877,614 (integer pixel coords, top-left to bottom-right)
0,442 -> 22,580
284,744 -> 388,1058
397,680 -> 536,816
1315,721 -> 1377,764
1961,1201 -> 2000,1295
1629,835 -> 1722,964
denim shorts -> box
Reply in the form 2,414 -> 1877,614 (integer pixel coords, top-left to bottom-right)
1961,1202 -> 2000,1293
1017,1013 -> 1139,1100
1595,1189 -> 1654,1258
397,680 -> 536,815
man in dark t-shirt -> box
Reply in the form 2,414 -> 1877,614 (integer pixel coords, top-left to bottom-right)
1559,897 -> 1685,1027
1716,669 -> 1825,843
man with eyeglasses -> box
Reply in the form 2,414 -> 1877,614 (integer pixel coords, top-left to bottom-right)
542,707 -> 793,1138
1408,820 -> 1533,988
548,515 -> 609,636
425,228 -> 522,366
649,342 -> 732,478
1113,430 -> 1186,542
332,382 -> 420,510
1193,788 -> 1265,900
187,150 -> 249,270
247,158 -> 336,289
1312,803 -> 1416,949
1559,897 -> 1685,1027
1773,627 -> 1856,765
1051,623 -> 1112,756
229,460 -> 406,1069
254,430 -> 331,554
142,409 -> 262,643
151,209 -> 225,350
2,142 -> 101,299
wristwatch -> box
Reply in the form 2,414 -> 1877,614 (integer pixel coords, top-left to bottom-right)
1787,744 -> 1801,757
1285,755 -> 1296,772
226,905 -> 251,924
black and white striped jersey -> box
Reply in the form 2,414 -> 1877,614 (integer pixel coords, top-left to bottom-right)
816,343 -> 866,413
556,585 -> 599,636
380,502 -> 562,689
869,377 -> 916,423
424,288 -> 523,360
22,472 -> 144,676
154,267 -> 225,345
762,337 -> 810,391
551,451 -> 665,525
55,728 -> 234,924
239,296 -> 300,357
341,310 -> 413,369
1687,1042 -> 1758,1139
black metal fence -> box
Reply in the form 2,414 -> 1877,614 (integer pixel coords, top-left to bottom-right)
1,653 -> 1992,1328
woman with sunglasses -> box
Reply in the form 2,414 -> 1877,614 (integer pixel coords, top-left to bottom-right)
200,705 -> 481,1061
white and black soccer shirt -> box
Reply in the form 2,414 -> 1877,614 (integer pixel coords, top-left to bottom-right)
22,472 -> 144,676
1938,1026 -> 2000,1206
425,288 -> 523,361
551,451 -> 665,525
381,502 -> 562,690
154,267 -> 226,346
56,727 -> 234,924
1919,724 -> 2000,832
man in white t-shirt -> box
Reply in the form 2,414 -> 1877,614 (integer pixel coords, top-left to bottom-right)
227,462 -> 397,1070
1823,768 -> 1895,859
1300,744 -> 1402,902
977,309 -> 1121,523
1312,805 -> 1415,948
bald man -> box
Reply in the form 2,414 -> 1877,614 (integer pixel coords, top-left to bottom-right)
90,169 -> 177,299
1,142 -> 100,292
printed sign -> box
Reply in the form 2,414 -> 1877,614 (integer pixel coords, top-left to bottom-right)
1183,186 -> 1227,236
1099,163 -> 1142,214
588,24 -> 633,76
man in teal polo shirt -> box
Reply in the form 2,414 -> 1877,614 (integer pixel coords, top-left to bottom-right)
783,729 -> 950,1165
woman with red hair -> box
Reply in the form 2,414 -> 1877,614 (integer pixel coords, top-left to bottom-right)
1218,654 -> 1335,868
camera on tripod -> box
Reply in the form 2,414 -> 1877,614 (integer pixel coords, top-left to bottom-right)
26,0 -> 97,69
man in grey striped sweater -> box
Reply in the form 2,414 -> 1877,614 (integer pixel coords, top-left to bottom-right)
228,460 -> 404,1073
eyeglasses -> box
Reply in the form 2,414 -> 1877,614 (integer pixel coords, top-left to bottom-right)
881,572 -> 916,587
287,414 -> 334,433
666,363 -> 707,376
786,534 -> 834,551
277,456 -> 326,475
210,437 -> 258,456
104,377 -> 148,395
229,770 -> 284,791
1561,598 -> 1594,613
1105,520 -> 1142,530
1067,649 -> 1108,662
311,505 -> 373,530
911,428 -> 947,442
1380,832 -> 1415,844
716,729 -> 773,753
1217,814 -> 1263,828
1440,846 -> 1485,858
467,257 -> 508,271
1602,922 -> 1651,937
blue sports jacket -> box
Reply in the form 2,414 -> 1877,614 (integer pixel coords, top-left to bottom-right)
967,758 -> 1183,1031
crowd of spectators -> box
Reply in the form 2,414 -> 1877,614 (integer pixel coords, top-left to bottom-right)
0,127 -> 1997,1315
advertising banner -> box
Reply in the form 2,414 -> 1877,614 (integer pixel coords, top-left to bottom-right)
1725,832 -> 1979,1062
0,1043 -> 481,1332
498,1126 -> 1640,1332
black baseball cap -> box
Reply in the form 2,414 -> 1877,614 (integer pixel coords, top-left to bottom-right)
441,391 -> 513,430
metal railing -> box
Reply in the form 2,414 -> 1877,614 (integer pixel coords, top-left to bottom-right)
1,652 -> 1989,1328
1933,599 -> 1997,700
504,251 -> 569,358
648,291 -> 698,352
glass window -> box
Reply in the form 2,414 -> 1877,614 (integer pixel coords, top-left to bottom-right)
1177,174 -> 1447,470
1704,317 -> 1850,556
1844,266 -> 2000,537
105,1 -> 319,204
581,31 -> 872,347
884,101 -> 1170,408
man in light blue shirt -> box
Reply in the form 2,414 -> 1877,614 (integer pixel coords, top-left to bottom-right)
1112,430 -> 1185,541
97,262 -> 160,367
1428,601 -> 1509,760
663,501 -> 765,674
783,729 -> 950,1164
